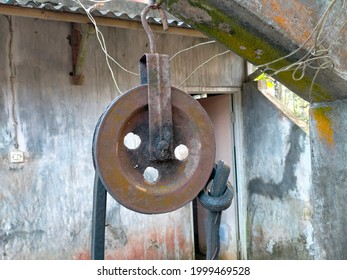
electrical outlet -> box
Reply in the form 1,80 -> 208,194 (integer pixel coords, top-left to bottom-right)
10,151 -> 25,163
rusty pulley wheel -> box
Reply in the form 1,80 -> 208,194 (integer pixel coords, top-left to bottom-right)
93,85 -> 215,214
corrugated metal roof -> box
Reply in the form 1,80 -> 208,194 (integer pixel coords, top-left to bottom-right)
1,0 -> 190,28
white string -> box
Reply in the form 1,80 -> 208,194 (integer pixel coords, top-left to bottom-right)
315,4 -> 344,49
88,0 -> 112,2
177,50 -> 230,88
87,1 -> 139,76
72,1 -> 220,92
73,0 -> 121,93
169,40 -> 216,61
250,0 -> 344,116
257,0 -> 346,99
326,18 -> 347,50
258,0 -> 341,71
73,0 -> 140,94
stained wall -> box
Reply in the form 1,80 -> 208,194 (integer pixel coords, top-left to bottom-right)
243,82 -> 313,259
310,101 -> 347,259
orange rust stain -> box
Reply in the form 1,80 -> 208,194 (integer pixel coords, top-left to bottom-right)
266,0 -> 315,44
165,227 -> 176,253
74,226 -> 190,260
104,226 -> 192,260
270,0 -> 281,12
312,108 -> 335,147
274,16 -> 288,28
302,30 -> 311,40
74,251 -> 90,260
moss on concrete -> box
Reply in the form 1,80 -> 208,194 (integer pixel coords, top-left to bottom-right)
267,236 -> 313,260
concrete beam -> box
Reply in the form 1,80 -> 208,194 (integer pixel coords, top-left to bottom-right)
164,0 -> 347,102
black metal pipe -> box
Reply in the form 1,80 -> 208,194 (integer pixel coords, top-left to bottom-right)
91,173 -> 107,260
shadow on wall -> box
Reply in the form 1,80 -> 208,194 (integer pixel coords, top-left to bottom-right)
243,82 -> 313,260
248,125 -> 303,200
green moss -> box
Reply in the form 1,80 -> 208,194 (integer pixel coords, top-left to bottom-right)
248,235 -> 313,260
270,235 -> 313,260
312,105 -> 333,114
246,212 -> 253,258
276,71 -> 333,102
171,0 -> 286,62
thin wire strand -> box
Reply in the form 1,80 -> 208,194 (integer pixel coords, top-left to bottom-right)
315,1 -> 345,48
72,0 -> 219,91
259,0 -> 341,79
256,0 -> 345,100
169,40 -> 216,61
327,18 -> 347,50
73,0 -> 141,94
88,0 -> 111,2
78,0 -> 122,93
258,0 -> 339,71
309,59 -> 335,96
177,50 -> 230,88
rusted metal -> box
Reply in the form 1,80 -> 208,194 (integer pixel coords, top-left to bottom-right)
140,4 -> 173,161
93,85 -> 215,214
141,5 -> 157,54
141,3 -> 168,54
140,53 -> 174,161
158,8 -> 168,31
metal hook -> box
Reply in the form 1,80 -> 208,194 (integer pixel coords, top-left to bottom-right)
141,3 -> 168,54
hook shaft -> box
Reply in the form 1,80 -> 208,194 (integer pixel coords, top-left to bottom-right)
141,4 -> 169,54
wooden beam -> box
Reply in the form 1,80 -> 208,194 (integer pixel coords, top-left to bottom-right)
71,23 -> 95,85
0,4 -> 206,38
183,86 -> 240,95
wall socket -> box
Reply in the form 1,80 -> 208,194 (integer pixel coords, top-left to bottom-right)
10,151 -> 25,163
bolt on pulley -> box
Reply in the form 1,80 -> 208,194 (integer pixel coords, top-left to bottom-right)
92,3 -> 216,214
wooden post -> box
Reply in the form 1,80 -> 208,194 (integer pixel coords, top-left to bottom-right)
71,23 -> 95,85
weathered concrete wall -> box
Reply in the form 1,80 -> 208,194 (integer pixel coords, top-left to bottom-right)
243,82 -> 313,259
310,101 -> 347,259
0,15 -> 243,259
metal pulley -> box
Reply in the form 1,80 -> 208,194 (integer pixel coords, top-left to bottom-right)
92,4 -> 216,214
